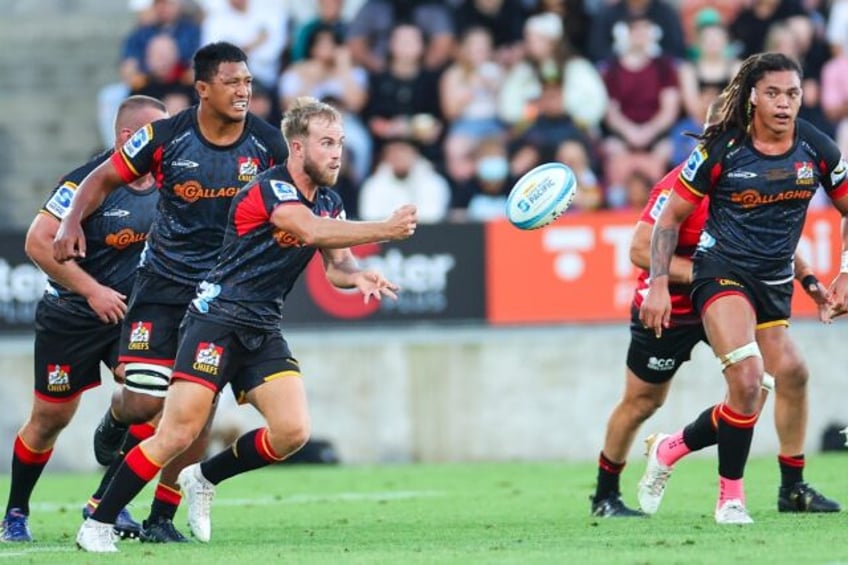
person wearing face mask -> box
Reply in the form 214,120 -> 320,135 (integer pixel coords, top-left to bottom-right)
358,137 -> 452,223
465,138 -> 512,222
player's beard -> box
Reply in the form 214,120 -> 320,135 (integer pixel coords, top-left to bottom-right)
304,154 -> 339,187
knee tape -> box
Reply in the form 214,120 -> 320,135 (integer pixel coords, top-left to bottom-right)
124,362 -> 172,398
718,341 -> 761,370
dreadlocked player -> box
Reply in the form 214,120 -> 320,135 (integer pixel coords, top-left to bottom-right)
639,52 -> 848,524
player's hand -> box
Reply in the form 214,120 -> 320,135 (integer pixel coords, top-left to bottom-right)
384,205 -> 418,240
353,271 -> 400,303
53,219 -> 86,262
639,279 -> 672,338
800,276 -> 834,323
826,272 -> 848,316
86,284 -> 127,324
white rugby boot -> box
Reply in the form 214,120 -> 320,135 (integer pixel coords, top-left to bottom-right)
715,499 -> 754,525
637,432 -> 673,514
177,463 -> 216,542
76,518 -> 118,552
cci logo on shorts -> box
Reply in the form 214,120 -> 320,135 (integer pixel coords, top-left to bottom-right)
647,357 -> 676,371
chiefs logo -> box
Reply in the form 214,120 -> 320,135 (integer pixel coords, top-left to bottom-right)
105,228 -> 147,249
174,181 -> 239,203
272,228 -> 304,248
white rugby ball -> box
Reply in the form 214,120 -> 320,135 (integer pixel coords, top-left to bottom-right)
505,162 -> 577,230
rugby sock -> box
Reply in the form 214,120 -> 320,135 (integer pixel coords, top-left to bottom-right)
682,405 -> 720,451
778,454 -> 805,487
716,403 -> 757,481
594,452 -> 625,499
148,484 -> 181,521
6,435 -> 52,515
92,446 -> 161,524
90,422 -> 156,502
200,428 -> 284,485
656,431 -> 691,467
718,477 -> 745,505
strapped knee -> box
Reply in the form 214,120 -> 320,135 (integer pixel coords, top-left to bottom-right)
717,341 -> 761,370
124,362 -> 172,398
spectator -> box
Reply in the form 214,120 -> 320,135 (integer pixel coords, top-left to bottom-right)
363,23 -> 445,166
452,136 -> 512,222
599,13 -> 680,209
346,0 -> 455,73
199,0 -> 288,90
533,0 -> 593,57
587,0 -> 687,63
97,0 -> 200,146
439,26 -> 505,141
289,0 -> 349,63
453,0 -> 529,68
677,0 -> 745,47
359,138 -> 451,223
826,0 -> 848,55
673,8 -> 740,164
498,12 -> 608,135
555,139 -> 603,213
279,24 -> 370,182
821,51 -> 848,157
442,133 -> 479,218
764,18 -> 833,136
132,34 -> 196,115
729,0 -> 805,59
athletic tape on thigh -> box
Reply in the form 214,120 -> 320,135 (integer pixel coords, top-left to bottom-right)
124,362 -> 172,398
717,341 -> 761,369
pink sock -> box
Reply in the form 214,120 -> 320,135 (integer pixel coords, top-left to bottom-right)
656,431 -> 691,467
718,477 -> 745,504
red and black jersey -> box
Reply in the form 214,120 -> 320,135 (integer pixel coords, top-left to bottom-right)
40,150 -> 158,320
111,106 -> 287,286
631,162 -> 709,325
675,119 -> 848,282
190,164 -> 345,331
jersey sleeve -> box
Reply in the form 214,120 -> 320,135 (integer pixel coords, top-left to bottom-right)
111,118 -> 170,184
40,152 -> 110,220
674,137 -> 725,204
811,127 -> 848,198
640,163 -> 685,224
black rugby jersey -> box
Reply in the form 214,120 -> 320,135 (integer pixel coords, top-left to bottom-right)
190,164 -> 344,331
111,106 -> 287,286
675,119 -> 848,282
40,150 -> 158,319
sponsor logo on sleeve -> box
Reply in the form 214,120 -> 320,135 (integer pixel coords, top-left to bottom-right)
648,192 -> 668,221
682,146 -> 707,182
123,124 -> 153,158
831,158 -> 848,187
45,182 -> 76,218
270,180 -> 299,203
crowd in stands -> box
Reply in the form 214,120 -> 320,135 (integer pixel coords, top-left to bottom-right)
96,0 -> 848,222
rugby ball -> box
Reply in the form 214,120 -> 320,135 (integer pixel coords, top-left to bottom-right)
505,162 -> 577,230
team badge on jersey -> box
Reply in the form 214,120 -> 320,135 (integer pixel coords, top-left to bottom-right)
47,364 -> 71,393
682,146 -> 707,182
123,124 -> 153,158
795,161 -> 815,186
192,342 -> 223,375
270,180 -> 299,203
128,321 -> 152,351
45,182 -> 77,219
238,157 -> 260,182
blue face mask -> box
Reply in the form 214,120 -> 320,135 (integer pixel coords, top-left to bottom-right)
477,156 -> 509,182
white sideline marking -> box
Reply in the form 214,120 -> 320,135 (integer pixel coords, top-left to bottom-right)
28,490 -> 444,513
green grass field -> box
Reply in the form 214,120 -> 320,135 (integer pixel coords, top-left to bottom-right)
1,455 -> 847,564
